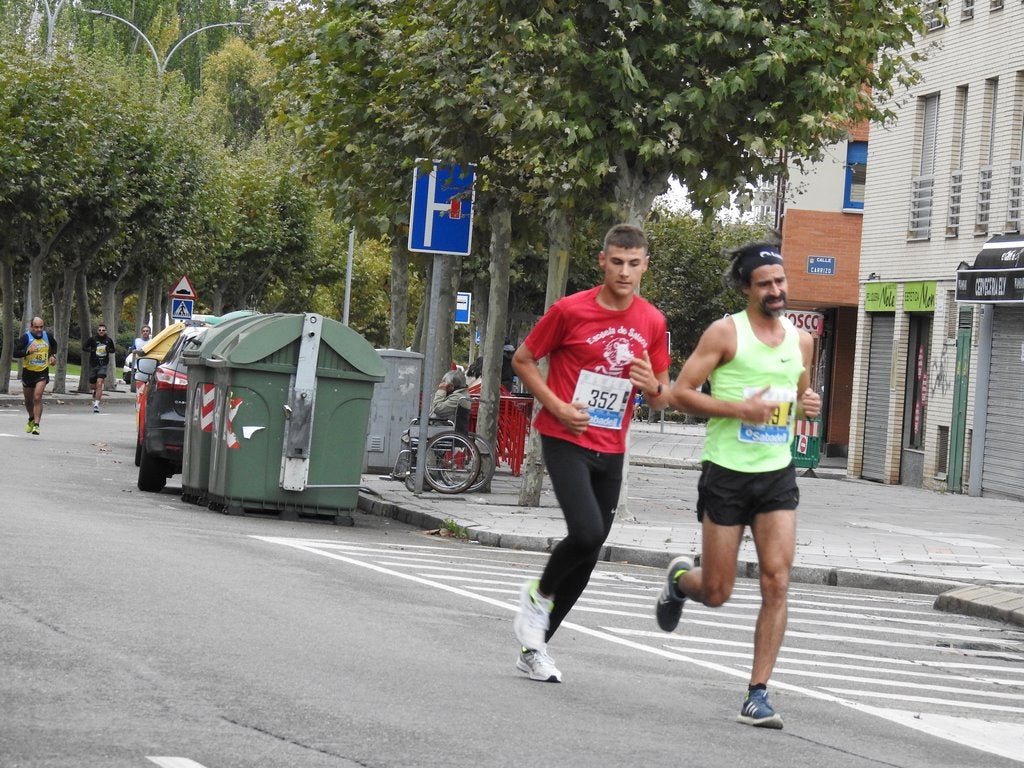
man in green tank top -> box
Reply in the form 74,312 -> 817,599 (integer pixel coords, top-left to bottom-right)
655,240 -> 821,729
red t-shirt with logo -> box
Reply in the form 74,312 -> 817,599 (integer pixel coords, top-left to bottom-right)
524,286 -> 670,454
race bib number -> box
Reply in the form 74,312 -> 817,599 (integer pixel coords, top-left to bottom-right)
572,370 -> 632,430
27,341 -> 47,367
737,386 -> 797,445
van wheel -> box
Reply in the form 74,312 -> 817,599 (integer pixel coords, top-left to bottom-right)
138,444 -> 168,492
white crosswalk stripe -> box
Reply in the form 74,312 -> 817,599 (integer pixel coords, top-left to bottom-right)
255,534 -> 1024,764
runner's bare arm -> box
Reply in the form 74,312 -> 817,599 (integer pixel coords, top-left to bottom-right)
797,331 -> 821,419
667,318 -> 775,423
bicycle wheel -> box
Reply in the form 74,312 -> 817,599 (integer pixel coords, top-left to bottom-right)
466,434 -> 495,493
423,431 -> 480,494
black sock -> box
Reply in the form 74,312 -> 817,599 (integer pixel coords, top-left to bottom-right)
748,683 -> 767,693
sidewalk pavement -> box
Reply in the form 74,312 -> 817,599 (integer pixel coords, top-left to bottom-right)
358,419 -> 1024,628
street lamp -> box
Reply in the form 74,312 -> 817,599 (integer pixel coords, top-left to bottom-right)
74,3 -> 248,79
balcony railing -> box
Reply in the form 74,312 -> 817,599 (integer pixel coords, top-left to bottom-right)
908,175 -> 934,239
1006,161 -> 1023,233
975,166 -> 993,235
946,170 -> 962,236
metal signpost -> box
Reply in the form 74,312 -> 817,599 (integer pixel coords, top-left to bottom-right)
407,160 -> 475,493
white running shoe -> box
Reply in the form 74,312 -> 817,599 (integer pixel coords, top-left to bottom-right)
516,647 -> 562,683
513,579 -> 552,650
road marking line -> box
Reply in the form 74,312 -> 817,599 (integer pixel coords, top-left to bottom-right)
254,535 -> 1024,765
821,687 -> 1024,713
147,759 -> 210,768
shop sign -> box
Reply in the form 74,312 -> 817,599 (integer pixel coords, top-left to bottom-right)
784,310 -> 824,337
865,282 -> 897,312
903,281 -> 936,312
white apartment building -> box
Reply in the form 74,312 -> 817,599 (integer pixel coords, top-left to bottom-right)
852,0 -> 1024,499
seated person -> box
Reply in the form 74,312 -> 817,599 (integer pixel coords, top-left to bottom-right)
430,369 -> 469,421
466,357 -> 483,388
465,356 -> 512,397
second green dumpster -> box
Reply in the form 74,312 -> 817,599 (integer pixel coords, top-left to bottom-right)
195,312 -> 385,523
181,311 -> 262,506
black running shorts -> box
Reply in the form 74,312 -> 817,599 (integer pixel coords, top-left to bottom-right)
696,461 -> 799,527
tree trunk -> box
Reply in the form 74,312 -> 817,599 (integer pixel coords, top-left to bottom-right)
23,224 -> 66,328
153,279 -> 167,331
469,274 -> 488,368
51,264 -> 78,396
209,287 -> 224,318
611,152 -> 671,225
519,208 -> 574,506
389,238 -> 409,349
100,279 -> 120,389
135,272 -> 150,334
0,260 -> 16,395
411,258 -> 429,354
477,197 -> 513,493
76,271 -> 91,394
23,252 -> 46,329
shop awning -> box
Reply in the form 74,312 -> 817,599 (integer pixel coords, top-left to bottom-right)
955,235 -> 1024,303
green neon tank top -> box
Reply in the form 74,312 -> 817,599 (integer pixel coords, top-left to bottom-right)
703,310 -> 804,473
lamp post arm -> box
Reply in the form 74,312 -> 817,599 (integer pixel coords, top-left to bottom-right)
80,7 -> 161,75
162,22 -> 249,72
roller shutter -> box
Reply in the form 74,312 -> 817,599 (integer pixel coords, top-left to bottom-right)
981,306 -> 1024,499
862,314 -> 895,481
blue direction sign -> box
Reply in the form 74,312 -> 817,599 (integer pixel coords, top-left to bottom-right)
455,292 -> 472,324
172,298 -> 194,320
408,161 -> 475,255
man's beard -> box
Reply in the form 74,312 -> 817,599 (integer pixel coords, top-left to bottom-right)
758,292 -> 787,318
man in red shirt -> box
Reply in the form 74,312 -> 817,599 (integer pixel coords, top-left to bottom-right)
511,223 -> 671,682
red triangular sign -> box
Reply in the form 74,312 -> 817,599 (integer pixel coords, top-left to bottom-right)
169,275 -> 197,299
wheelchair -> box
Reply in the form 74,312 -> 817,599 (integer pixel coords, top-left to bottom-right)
391,398 -> 495,494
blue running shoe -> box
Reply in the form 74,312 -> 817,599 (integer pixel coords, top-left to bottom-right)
655,556 -> 692,632
738,688 -> 783,729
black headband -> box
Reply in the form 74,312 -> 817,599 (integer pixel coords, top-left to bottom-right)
737,246 -> 783,282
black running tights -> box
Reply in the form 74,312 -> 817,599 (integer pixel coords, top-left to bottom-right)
538,435 -> 623,641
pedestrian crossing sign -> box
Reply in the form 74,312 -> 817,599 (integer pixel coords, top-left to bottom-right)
172,298 -> 194,320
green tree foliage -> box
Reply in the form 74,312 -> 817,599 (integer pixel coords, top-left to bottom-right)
644,213 -> 773,367
196,36 -> 273,148
268,0 -> 925,223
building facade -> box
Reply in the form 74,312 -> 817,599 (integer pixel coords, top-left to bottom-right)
779,126 -> 868,458
851,0 -> 1024,499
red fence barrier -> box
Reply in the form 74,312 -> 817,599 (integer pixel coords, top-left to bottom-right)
469,395 -> 533,476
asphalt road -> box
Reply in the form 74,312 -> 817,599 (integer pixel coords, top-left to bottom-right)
1,402 -> 1022,768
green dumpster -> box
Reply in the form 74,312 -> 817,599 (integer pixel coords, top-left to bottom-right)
204,312 -> 385,523
181,311 -> 261,505
790,417 -> 822,471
